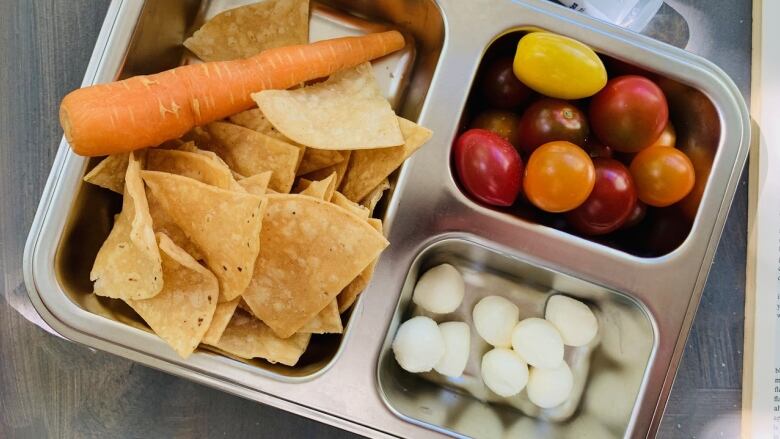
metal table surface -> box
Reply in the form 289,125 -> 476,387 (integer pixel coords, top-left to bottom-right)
0,0 -> 750,437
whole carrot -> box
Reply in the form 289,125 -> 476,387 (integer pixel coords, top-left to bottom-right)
60,31 -> 405,157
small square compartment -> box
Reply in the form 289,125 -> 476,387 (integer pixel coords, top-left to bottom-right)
452,31 -> 722,258
378,237 -> 655,438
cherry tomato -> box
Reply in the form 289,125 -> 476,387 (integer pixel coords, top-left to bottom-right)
480,57 -> 532,109
453,129 -> 523,206
630,146 -> 695,207
524,141 -> 595,212
585,138 -> 613,159
518,98 -> 589,154
471,110 -> 522,148
590,75 -> 669,153
514,32 -> 607,99
623,201 -> 647,229
566,159 -> 637,235
648,122 -> 676,148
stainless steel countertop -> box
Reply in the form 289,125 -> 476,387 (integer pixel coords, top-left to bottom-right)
0,0 -> 749,437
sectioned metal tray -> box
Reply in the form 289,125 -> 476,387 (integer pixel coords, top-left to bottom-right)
23,0 -> 749,438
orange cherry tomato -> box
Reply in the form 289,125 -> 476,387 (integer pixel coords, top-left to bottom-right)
524,141 -> 596,212
648,122 -> 676,148
629,146 -> 695,207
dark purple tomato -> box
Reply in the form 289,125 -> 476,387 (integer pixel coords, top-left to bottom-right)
471,110 -> 522,148
566,158 -> 637,235
589,75 -> 669,153
453,129 -> 524,206
518,98 -> 589,155
623,201 -> 647,229
480,57 -> 533,109
585,138 -> 613,159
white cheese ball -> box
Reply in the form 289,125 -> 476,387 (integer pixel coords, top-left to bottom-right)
511,318 -> 564,369
545,295 -> 598,347
480,348 -> 529,397
434,321 -> 471,377
412,264 -> 465,314
473,296 -> 519,347
392,316 -> 445,373
527,362 -> 574,408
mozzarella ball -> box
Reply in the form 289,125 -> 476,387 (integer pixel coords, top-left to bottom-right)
473,296 -> 519,347
527,362 -> 574,408
481,348 -> 529,397
511,318 -> 564,369
434,321 -> 471,377
392,316 -> 445,373
412,264 -> 465,313
545,295 -> 598,347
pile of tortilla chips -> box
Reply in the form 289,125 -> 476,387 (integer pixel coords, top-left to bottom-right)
82,0 -> 432,365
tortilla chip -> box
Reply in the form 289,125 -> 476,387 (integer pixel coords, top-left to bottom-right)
331,191 -> 369,220
91,152 -> 163,300
238,171 -> 273,196
303,151 -> 351,188
201,298 -> 240,345
295,173 -> 336,201
338,218 -> 383,313
147,189 -> 204,261
298,149 -> 345,175
146,149 -> 243,192
340,118 -> 432,202
183,0 -> 309,62
228,109 -> 307,171
127,233 -> 218,358
83,153 -> 129,194
141,171 -> 267,302
204,121 -> 299,193
361,178 -> 390,216
253,63 -> 403,150
298,299 -> 342,334
211,309 -> 311,366
242,194 -> 389,338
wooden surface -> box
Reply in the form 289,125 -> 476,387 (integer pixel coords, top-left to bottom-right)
0,0 -> 750,437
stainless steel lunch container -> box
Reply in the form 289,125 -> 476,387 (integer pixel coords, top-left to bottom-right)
24,0 -> 749,437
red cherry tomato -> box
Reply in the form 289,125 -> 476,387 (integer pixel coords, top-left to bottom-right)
518,98 -> 589,154
480,57 -> 532,109
590,75 -> 669,153
630,146 -> 695,207
471,110 -> 522,148
524,141 -> 595,213
566,158 -> 637,235
453,129 -> 524,206
623,201 -> 647,229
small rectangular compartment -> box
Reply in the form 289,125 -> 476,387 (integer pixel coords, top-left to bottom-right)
378,237 -> 655,438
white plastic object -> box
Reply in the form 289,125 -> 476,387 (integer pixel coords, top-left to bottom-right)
545,295 -> 598,347
527,362 -> 574,408
434,321 -> 471,377
556,0 -> 664,31
511,318 -> 565,369
473,295 -> 519,347
392,316 -> 445,373
480,348 -> 529,397
412,264 -> 465,314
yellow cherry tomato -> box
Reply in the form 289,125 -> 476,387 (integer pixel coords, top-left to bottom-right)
513,32 -> 607,100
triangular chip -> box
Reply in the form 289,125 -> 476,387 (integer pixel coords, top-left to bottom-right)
361,178 -> 391,216
338,219 -> 383,313
295,173 -> 336,201
83,153 -> 129,194
183,0 -> 309,62
242,194 -> 388,338
204,122 -> 300,193
210,309 -> 311,366
331,191 -> 369,220
141,171 -> 266,301
298,299 -> 342,334
127,233 -> 218,358
201,298 -> 240,346
340,117 -> 432,202
146,148 -> 243,192
238,171 -> 273,196
303,151 -> 351,188
253,63 -> 403,150
91,152 -> 162,300
298,149 -> 346,175
147,189 -> 204,261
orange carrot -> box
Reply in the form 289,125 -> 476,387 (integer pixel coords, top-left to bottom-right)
60,31 -> 405,157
